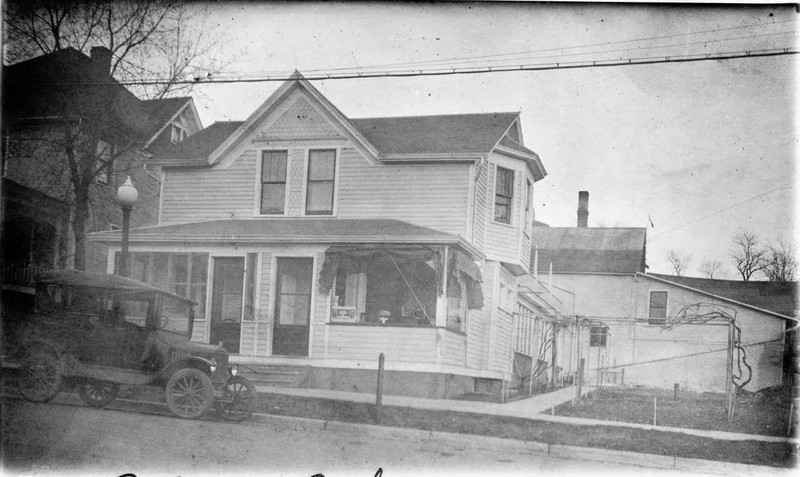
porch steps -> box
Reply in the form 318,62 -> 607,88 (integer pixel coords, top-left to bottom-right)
237,364 -> 310,389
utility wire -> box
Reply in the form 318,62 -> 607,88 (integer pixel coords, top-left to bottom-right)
299,19 -> 798,73
648,181 -> 794,241
32,47 -> 799,87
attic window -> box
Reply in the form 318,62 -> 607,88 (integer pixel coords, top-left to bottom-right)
171,124 -> 185,144
494,166 -> 514,224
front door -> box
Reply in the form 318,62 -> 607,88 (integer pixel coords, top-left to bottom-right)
273,257 -> 313,356
210,257 -> 244,353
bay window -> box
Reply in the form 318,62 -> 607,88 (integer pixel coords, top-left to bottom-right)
494,166 -> 514,224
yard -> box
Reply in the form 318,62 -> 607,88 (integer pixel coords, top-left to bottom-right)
255,391 -> 797,468
554,385 -> 795,437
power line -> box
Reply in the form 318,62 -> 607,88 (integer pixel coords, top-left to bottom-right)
299,19 -> 798,73
35,47 -> 799,87
649,181 -> 794,241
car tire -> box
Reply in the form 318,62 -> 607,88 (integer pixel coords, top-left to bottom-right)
214,376 -> 258,421
165,368 -> 213,419
78,380 -> 120,408
17,351 -> 63,403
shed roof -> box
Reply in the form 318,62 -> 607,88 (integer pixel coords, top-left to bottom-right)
532,227 -> 647,274
646,273 -> 797,318
90,218 -> 481,257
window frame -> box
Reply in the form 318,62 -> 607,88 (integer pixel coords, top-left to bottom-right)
171,123 -> 186,144
524,178 -> 533,236
304,148 -> 337,216
589,326 -> 608,347
258,149 -> 289,216
95,139 -> 114,185
494,165 -> 515,225
648,291 -> 668,324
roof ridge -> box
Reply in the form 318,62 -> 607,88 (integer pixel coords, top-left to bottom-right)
352,111 -> 519,121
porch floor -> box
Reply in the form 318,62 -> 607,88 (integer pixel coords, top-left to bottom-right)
254,382 -> 590,419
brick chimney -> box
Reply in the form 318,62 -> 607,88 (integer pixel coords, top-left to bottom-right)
90,46 -> 112,77
577,191 -> 589,227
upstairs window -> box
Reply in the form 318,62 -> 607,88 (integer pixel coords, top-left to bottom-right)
171,124 -> 186,144
95,140 -> 113,184
524,178 -> 533,235
305,149 -> 336,215
260,150 -> 287,215
649,291 -> 668,324
494,166 -> 514,224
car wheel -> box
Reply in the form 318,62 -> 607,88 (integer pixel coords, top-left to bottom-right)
214,376 -> 257,421
17,352 -> 63,403
78,380 -> 120,408
165,368 -> 213,419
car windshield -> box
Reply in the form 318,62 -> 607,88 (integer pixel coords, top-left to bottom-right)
159,295 -> 193,336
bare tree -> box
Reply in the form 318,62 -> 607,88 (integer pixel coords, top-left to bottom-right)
4,0 -> 230,98
763,239 -> 797,283
730,232 -> 767,282
666,249 -> 692,276
698,259 -> 723,279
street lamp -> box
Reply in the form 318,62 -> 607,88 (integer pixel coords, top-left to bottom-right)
116,176 -> 138,277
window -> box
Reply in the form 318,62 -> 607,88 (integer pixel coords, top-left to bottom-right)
96,140 -> 113,184
306,149 -> 336,215
171,124 -> 185,144
494,166 -> 514,224
649,291 -> 668,324
260,150 -> 288,215
524,179 -> 533,234
590,326 -> 608,347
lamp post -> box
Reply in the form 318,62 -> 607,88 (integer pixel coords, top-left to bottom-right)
116,176 -> 138,277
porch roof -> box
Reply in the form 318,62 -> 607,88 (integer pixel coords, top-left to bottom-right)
90,218 -> 483,258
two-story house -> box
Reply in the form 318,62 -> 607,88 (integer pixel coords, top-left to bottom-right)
1,47 -> 202,298
91,72 -> 572,399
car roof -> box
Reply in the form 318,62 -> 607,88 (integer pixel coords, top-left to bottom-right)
36,270 -> 196,305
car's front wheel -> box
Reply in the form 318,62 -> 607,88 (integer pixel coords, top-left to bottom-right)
165,368 -> 213,419
78,380 -> 120,408
214,376 -> 257,421
17,351 -> 63,403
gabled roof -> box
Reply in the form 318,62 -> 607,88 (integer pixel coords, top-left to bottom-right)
151,72 -> 545,179
2,48 -> 191,147
532,227 -> 647,274
148,121 -> 244,166
350,112 -> 518,156
90,218 -> 482,258
646,273 -> 797,319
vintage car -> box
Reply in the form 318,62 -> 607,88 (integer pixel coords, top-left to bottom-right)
15,270 -> 257,421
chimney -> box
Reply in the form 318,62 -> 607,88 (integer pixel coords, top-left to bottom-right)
577,191 -> 589,227
90,46 -> 112,77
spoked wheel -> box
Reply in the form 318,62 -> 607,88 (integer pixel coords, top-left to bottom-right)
165,368 -> 213,419
78,380 -> 119,408
17,352 -> 63,403
214,376 -> 257,421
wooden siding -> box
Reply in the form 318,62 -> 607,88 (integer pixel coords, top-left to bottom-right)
336,148 -> 470,236
237,252 -> 272,357
483,165 -> 522,265
472,162 -> 488,251
311,252 -> 328,358
161,151 -> 257,224
440,329 -> 467,367
493,309 -> 514,373
325,325 -> 438,363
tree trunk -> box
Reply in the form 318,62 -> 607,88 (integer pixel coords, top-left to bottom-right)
72,189 -> 89,271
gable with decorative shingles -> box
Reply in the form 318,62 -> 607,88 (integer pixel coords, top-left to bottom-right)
258,96 -> 343,141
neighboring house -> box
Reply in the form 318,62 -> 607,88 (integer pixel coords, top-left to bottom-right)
91,72 -> 571,399
532,199 -> 796,392
1,47 -> 202,295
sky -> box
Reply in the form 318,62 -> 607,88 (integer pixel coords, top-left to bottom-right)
185,2 -> 797,279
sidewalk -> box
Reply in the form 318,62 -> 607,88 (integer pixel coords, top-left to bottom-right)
256,383 -> 800,445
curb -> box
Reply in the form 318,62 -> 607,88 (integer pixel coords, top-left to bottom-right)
249,412 -> 787,475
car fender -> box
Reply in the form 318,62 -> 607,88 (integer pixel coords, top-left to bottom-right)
158,356 -> 214,383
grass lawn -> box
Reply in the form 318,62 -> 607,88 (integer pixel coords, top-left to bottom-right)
554,386 -> 793,437
254,391 -> 797,469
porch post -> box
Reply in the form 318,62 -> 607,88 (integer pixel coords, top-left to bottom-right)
435,247 -> 449,327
